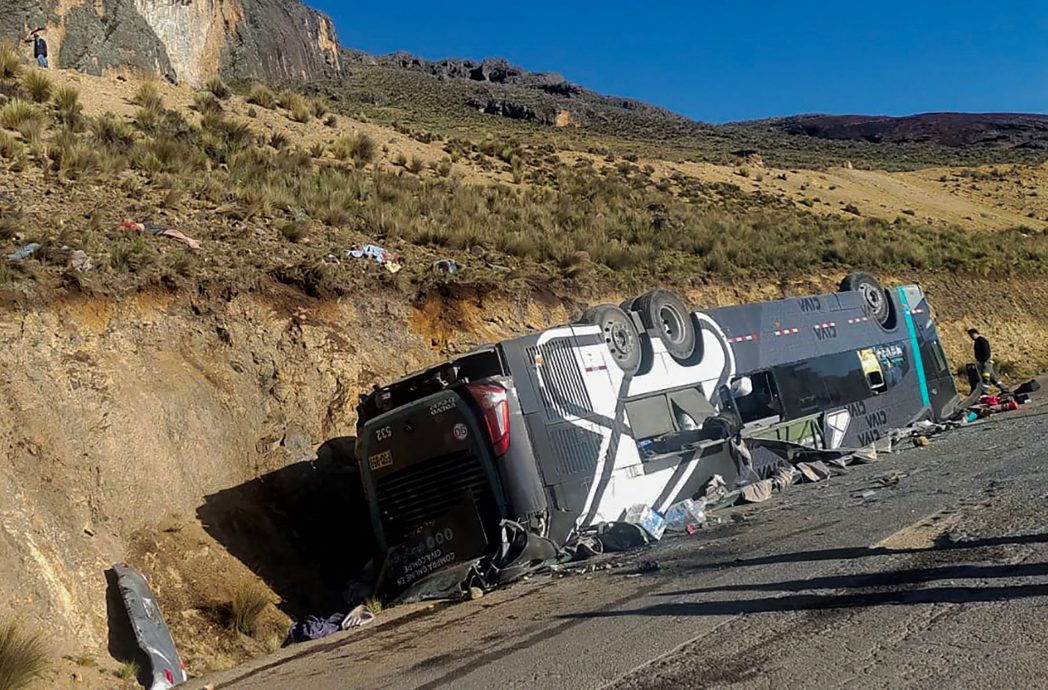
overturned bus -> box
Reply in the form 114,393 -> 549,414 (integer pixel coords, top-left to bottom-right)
356,272 -> 959,592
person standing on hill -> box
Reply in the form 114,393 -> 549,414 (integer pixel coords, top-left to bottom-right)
32,32 -> 48,68
968,328 -> 1009,395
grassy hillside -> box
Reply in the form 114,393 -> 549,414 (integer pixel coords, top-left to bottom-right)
2,45 -> 1048,305
313,64 -> 1048,171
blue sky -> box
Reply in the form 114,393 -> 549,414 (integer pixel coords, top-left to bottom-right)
311,1 -> 1048,124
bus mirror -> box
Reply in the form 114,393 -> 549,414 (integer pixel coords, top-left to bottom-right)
731,376 -> 753,398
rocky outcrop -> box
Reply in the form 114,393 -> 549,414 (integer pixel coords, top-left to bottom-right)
346,50 -> 567,88
0,0 -> 340,86
774,113 -> 1048,149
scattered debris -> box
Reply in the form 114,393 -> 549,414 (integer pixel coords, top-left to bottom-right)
340,603 -> 376,630
110,563 -> 188,689
120,221 -> 201,250
7,242 -> 40,261
636,560 -> 661,574
468,587 -> 485,601
348,243 -> 402,273
772,465 -> 799,491
740,479 -> 774,504
432,259 -> 461,274
596,522 -> 649,552
623,504 -> 666,540
797,461 -> 832,483
664,498 -> 707,532
71,249 -> 93,272
913,435 -> 930,448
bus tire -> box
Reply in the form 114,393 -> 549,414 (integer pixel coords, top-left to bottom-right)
839,271 -> 896,329
630,289 -> 698,362
579,304 -> 643,375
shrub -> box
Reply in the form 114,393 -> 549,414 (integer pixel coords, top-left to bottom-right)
0,619 -> 50,690
115,661 -> 138,681
19,69 -> 52,103
843,203 -> 861,215
246,83 -> 276,109
206,76 -> 231,100
192,92 -> 224,117
269,132 -> 289,150
89,113 -> 135,149
132,81 -> 163,110
52,85 -> 82,128
324,114 -> 338,128
290,102 -> 312,124
0,99 -> 41,131
330,132 -> 375,164
279,220 -> 307,243
311,98 -> 328,119
0,130 -> 20,160
230,582 -> 269,636
407,156 -> 425,175
0,43 -> 21,80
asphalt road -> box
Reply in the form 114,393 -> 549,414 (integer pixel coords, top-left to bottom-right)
196,398 -> 1048,689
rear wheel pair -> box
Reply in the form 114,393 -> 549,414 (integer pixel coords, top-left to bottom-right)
578,290 -> 698,375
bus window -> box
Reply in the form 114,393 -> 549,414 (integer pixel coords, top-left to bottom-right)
627,386 -> 717,458
733,371 -> 782,425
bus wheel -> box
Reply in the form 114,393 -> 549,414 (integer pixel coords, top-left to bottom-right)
579,304 -> 642,374
839,271 -> 896,329
630,289 -> 698,362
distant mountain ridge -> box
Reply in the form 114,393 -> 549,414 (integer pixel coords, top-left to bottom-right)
768,112 -> 1048,149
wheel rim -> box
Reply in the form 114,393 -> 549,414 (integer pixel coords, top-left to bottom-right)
605,322 -> 631,360
859,283 -> 885,316
659,305 -> 685,345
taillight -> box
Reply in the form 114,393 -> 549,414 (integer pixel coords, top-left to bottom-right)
467,383 -> 510,457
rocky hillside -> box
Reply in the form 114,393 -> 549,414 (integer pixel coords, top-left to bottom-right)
771,112 -> 1048,149
0,0 -> 340,86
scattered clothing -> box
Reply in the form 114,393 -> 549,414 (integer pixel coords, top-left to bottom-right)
739,479 -> 774,503
772,465 -> 799,491
120,220 -> 201,250
348,244 -> 402,273
796,461 -> 832,483
340,604 -> 376,630
7,242 -> 40,261
285,613 -> 345,645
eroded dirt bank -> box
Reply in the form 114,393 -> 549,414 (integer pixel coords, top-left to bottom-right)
0,274 -> 1044,683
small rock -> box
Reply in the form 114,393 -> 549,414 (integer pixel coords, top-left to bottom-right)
71,671 -> 83,683
468,587 -> 484,600
913,436 -> 930,448
83,526 -> 96,537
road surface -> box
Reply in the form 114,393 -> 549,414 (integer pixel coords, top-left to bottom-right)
196,399 -> 1048,689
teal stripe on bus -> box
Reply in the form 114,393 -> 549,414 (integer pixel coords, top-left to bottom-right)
897,287 -> 931,408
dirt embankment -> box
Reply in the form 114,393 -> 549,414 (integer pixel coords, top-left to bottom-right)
0,274 -> 1044,686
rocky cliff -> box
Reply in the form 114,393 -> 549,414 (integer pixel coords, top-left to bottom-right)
0,0 -> 340,86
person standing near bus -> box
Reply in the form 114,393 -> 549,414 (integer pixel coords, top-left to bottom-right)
968,328 -> 1009,395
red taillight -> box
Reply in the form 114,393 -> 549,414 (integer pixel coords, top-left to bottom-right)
165,669 -> 174,684
467,383 -> 510,457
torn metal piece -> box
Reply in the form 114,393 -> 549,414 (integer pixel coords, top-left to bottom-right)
111,563 -> 187,690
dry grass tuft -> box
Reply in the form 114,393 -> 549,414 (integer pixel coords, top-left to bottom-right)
0,43 -> 21,81
331,132 -> 376,164
52,85 -> 83,129
0,619 -> 50,690
19,69 -> 52,103
132,80 -> 163,110
230,582 -> 270,637
247,83 -> 277,109
206,76 -> 231,100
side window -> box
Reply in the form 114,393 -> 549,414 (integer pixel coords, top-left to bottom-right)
627,386 -> 717,458
734,372 -> 783,425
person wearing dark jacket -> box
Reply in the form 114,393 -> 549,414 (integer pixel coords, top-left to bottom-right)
32,33 -> 48,68
968,328 -> 1009,394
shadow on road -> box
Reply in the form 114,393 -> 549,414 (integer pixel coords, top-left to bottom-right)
683,532 -> 1048,572
197,436 -> 377,617
563,583 -> 1048,620
662,559 -> 1048,596
561,532 -> 1048,621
